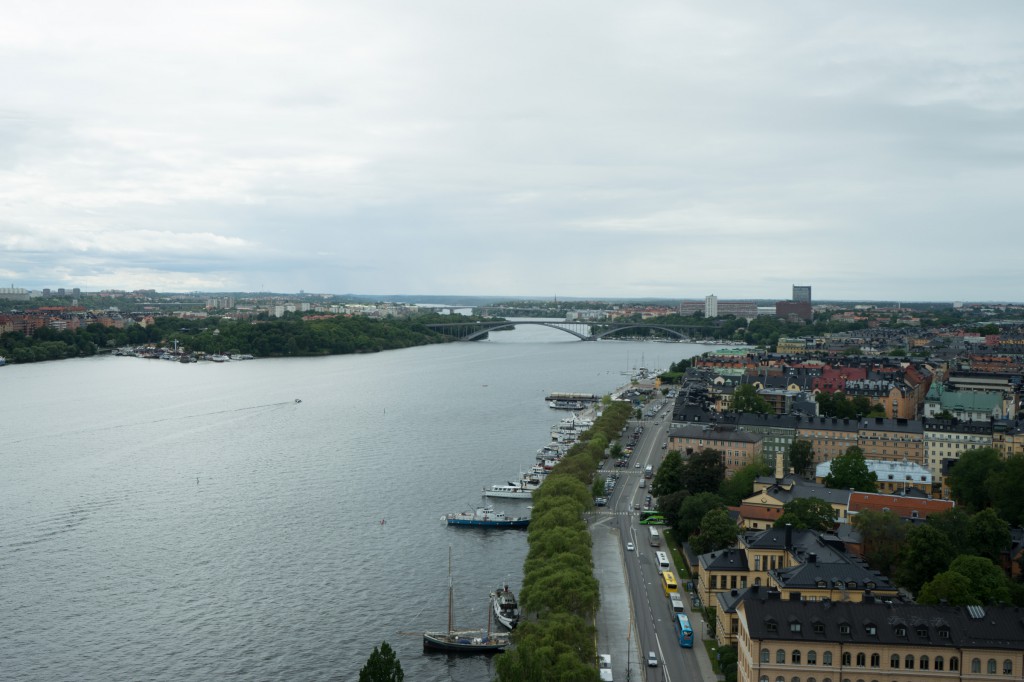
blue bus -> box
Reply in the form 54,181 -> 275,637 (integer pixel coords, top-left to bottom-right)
675,613 -> 694,648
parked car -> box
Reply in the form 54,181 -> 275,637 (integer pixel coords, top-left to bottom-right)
647,651 -> 658,667
626,542 -> 635,551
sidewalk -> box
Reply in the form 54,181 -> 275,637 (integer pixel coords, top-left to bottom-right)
592,514 -> 723,681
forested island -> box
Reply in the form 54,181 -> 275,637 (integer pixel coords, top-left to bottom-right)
0,312 -> 481,364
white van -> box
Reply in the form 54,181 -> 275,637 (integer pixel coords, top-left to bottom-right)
656,551 -> 670,568
639,479 -> 646,488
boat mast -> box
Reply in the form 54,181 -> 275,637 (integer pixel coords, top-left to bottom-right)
447,546 -> 454,635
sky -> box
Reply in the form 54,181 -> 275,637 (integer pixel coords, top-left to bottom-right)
2,1 -> 1023,302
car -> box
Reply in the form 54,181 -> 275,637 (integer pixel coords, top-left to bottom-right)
647,651 -> 658,667
634,462 -> 641,468
661,442 -> 667,449
634,503 -> 641,510
626,542 -> 635,551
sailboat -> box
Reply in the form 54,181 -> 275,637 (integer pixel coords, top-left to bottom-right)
422,547 -> 510,654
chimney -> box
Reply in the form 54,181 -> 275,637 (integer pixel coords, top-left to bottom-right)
808,552 -> 817,564
775,452 -> 784,481
785,523 -> 793,550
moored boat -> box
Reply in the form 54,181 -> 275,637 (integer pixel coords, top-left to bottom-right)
444,506 -> 529,529
423,548 -> 510,654
491,583 -> 520,629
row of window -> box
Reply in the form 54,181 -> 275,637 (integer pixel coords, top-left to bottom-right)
759,649 -> 964,671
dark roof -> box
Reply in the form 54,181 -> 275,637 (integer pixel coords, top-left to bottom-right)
771,558 -> 895,593
699,547 -> 750,573
742,594 -> 1024,651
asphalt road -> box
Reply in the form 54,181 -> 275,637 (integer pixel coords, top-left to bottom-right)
593,399 -> 720,682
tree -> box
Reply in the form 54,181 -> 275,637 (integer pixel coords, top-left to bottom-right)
966,508 -> 1011,562
895,524 -> 954,594
675,492 -> 725,540
944,555 -> 1011,605
718,461 -> 771,506
926,507 -> 971,555
690,508 -> 740,554
359,641 -> 404,682
787,440 -> 815,477
989,454 -> 1024,526
774,497 -> 836,533
917,571 -> 975,606
732,384 -> 772,414
946,447 -> 1002,511
824,446 -> 877,492
651,450 -> 684,497
852,509 -> 907,576
683,449 -> 726,495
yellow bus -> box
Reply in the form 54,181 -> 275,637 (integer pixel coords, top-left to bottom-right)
660,570 -> 678,596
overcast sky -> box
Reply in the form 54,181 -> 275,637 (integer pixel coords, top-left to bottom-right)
2,1 -> 1022,301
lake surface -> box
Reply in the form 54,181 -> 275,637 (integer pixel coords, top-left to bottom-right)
0,323 -> 713,681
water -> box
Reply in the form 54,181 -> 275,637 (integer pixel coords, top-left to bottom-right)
0,324 -> 711,681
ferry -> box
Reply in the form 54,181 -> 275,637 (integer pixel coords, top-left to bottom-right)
443,506 -> 529,529
490,583 -> 520,629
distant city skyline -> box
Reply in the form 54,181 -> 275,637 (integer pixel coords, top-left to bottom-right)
3,2 -> 1023,300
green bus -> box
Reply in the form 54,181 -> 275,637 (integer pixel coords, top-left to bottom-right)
639,514 -> 665,525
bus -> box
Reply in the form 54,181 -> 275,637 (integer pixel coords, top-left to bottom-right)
656,551 -> 670,568
648,527 -> 660,547
669,593 -> 685,613
675,614 -> 694,648
660,570 -> 678,596
644,465 -> 653,479
639,514 -> 665,526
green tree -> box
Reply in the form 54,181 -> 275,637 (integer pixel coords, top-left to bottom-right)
895,524 -> 954,594
732,384 -> 772,414
718,461 -> 771,506
651,450 -> 684,497
917,571 -> 975,606
591,476 -> 606,500
989,454 -> 1024,526
851,509 -> 907,576
675,492 -> 725,540
787,440 -> 815,477
926,507 -> 971,555
683,449 -> 726,494
774,497 -> 836,532
945,555 -> 1011,605
824,446 -> 877,492
966,508 -> 1011,562
946,447 -> 1002,511
359,641 -> 404,682
690,508 -> 740,554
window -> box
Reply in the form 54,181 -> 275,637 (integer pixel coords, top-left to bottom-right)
935,656 -> 944,671
972,659 -> 981,674
760,677 -> 769,682
842,653 -> 851,666
905,655 -> 914,670
920,655 -> 929,670
916,626 -> 927,637
814,623 -> 825,634
793,650 -> 802,664
1005,660 -> 1013,675
778,649 -> 786,664
890,654 -> 900,669
870,653 -> 880,668
839,624 -> 850,635
852,653 -> 863,667
767,620 -> 777,633
865,624 -> 876,635
823,652 -> 833,666
761,649 -> 770,663
808,650 -> 817,665
894,625 -> 906,637
939,627 -> 950,639
988,659 -> 997,675
951,656 -> 959,671
791,622 -> 802,633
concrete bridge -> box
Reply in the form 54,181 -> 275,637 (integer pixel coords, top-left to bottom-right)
424,320 -> 713,342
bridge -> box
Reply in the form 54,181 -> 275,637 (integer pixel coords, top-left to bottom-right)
424,320 -> 715,342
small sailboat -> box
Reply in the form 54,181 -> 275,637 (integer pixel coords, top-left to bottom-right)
422,547 -> 510,654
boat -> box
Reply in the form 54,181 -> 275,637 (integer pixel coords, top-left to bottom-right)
490,582 -> 520,629
0,356 -> 6,366
423,547 -> 510,654
482,483 -> 533,499
208,354 -> 230,362
443,506 -> 529,529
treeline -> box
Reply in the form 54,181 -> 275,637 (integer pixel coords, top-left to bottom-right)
597,313 -> 867,348
496,400 -> 633,682
0,313 -> 456,363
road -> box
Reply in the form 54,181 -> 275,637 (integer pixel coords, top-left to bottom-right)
594,398 -> 719,681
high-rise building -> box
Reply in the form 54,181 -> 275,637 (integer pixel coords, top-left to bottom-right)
792,285 -> 811,303
704,294 -> 719,318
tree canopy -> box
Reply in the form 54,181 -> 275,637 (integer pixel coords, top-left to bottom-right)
689,508 -> 740,554
683,449 -> 726,495
732,384 -> 772,414
851,509 -> 907,576
774,497 -> 836,533
787,440 -> 814,478
824,446 -> 877,492
359,641 -> 404,682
